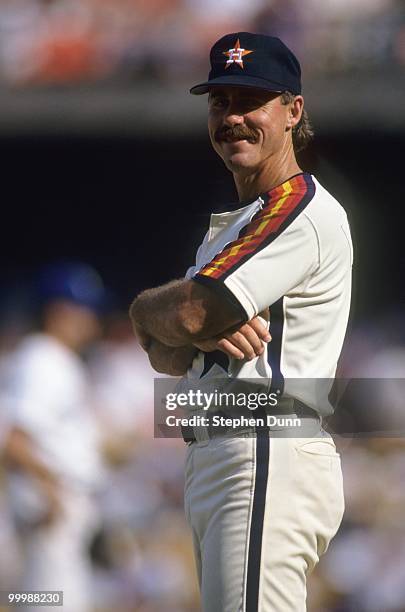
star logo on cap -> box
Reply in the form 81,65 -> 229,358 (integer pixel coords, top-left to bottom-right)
223,38 -> 253,69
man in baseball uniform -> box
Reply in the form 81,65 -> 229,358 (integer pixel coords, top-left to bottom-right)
130,32 -> 352,611
2,262 -> 105,612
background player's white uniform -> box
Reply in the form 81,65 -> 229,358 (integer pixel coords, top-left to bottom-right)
3,332 -> 104,612
183,173 -> 352,611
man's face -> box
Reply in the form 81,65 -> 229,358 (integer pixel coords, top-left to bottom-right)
207,86 -> 291,176
44,300 -> 101,351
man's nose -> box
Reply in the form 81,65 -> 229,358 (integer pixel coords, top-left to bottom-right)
223,102 -> 245,126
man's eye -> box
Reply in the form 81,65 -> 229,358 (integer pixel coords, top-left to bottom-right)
211,98 -> 227,108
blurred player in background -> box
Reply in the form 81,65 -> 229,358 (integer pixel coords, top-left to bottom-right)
1,262 -> 106,612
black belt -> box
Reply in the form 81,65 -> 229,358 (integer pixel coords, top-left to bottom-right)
181,400 -> 319,444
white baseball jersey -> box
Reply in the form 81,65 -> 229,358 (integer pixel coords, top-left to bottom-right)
1,335 -> 105,610
2,333 -> 103,496
184,172 -> 353,415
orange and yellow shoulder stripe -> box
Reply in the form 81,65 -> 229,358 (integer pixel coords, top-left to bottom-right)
197,173 -> 315,280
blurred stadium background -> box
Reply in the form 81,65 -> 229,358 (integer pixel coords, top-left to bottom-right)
0,0 -> 405,611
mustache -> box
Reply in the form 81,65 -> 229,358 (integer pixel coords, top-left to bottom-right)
215,125 -> 258,143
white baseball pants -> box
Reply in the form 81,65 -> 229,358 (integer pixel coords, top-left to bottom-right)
184,431 -> 344,611
18,491 -> 98,612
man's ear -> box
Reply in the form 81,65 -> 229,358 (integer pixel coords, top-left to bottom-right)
286,95 -> 304,130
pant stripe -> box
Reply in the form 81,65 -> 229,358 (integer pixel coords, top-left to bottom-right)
245,429 -> 270,611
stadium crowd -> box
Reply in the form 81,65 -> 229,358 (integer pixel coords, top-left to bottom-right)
0,0 -> 403,86
0,263 -> 404,611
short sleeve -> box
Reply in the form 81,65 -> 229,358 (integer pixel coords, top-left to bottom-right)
193,175 -> 319,319
2,344 -> 63,434
5,363 -> 53,431
194,217 -> 318,319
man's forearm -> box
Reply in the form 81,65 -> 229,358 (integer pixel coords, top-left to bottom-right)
4,427 -> 57,484
130,279 -> 243,347
130,280 -> 187,346
147,340 -> 198,376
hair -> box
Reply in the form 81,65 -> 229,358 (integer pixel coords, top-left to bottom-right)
280,91 -> 314,153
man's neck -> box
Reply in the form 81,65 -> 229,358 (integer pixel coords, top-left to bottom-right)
234,156 -> 302,203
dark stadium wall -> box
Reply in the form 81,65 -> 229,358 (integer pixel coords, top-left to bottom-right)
1,133 -> 403,320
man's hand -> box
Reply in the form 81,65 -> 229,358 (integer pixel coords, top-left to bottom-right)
36,476 -> 63,527
3,427 -> 64,527
194,315 -> 271,360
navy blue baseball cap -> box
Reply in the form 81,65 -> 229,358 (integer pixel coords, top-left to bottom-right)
37,261 -> 108,312
190,32 -> 301,96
